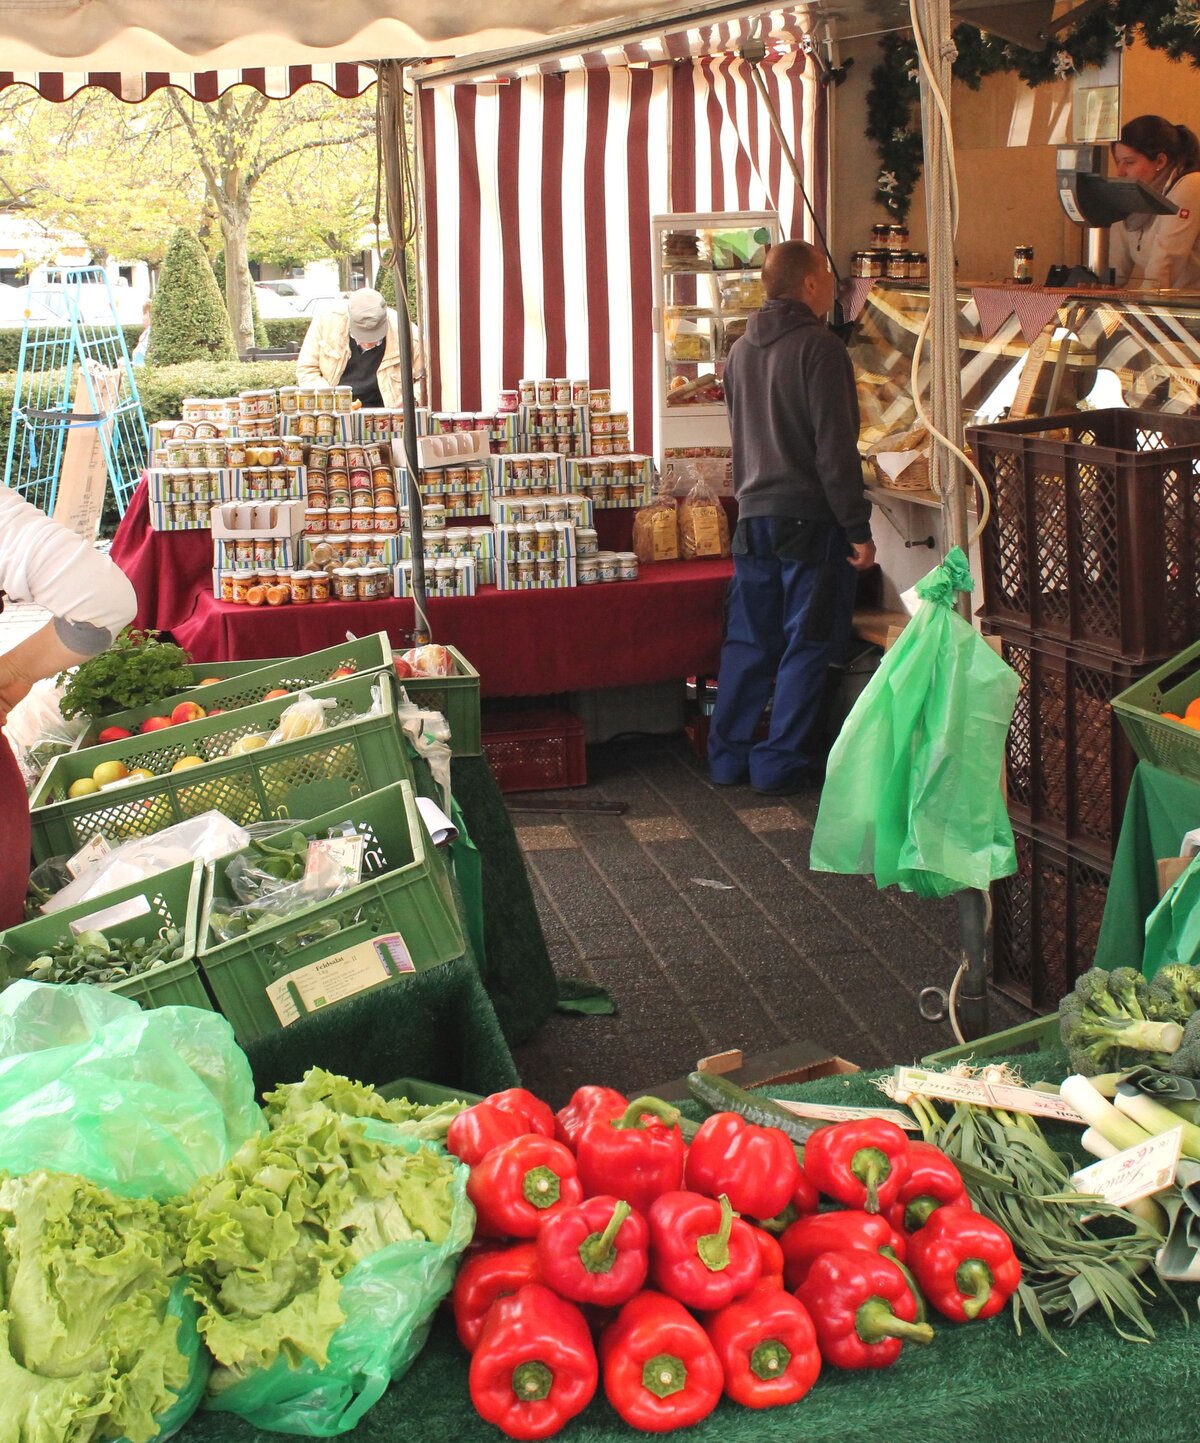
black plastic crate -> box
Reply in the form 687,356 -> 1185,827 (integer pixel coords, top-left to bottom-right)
968,409 -> 1200,661
991,826 -> 1111,1011
989,622 -> 1152,862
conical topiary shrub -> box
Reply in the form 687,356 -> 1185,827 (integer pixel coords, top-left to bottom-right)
147,227 -> 237,366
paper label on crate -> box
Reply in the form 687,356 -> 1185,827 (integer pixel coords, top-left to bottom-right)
890,1067 -> 1086,1124
1071,1127 -> 1182,1207
267,932 -> 415,1026
770,1099 -> 920,1131
302,836 -> 365,894
69,894 -> 152,936
66,833 -> 113,880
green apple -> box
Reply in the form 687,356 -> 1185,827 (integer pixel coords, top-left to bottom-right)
68,777 -> 101,799
92,759 -> 130,787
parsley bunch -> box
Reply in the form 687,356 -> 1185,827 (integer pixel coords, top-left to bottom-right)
59,627 -> 195,720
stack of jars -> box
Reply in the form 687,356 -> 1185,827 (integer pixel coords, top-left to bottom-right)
148,469 -> 221,530
414,460 -> 490,516
303,441 -> 400,559
568,457 -> 648,508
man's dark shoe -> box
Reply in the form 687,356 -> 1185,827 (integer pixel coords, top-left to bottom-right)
751,768 -> 823,797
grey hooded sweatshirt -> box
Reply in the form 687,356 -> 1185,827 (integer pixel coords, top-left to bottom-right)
723,297 -> 871,544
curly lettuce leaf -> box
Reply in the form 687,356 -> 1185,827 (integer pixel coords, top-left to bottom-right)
263,1066 -> 467,1140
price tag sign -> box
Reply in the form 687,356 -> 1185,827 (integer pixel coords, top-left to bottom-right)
771,1099 -> 920,1132
891,1067 -> 1086,1125
1071,1127 -> 1183,1208
303,836 -> 364,894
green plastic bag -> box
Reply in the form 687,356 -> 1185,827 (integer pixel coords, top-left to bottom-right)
0,981 -> 264,1199
1142,851 -> 1200,978
203,1133 -> 474,1436
113,1281 -> 211,1443
811,548 -> 1020,898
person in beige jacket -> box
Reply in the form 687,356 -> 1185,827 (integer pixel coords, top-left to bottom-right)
295,289 -> 425,407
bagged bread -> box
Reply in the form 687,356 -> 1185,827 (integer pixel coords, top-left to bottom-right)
633,480 -> 680,564
678,474 -> 730,559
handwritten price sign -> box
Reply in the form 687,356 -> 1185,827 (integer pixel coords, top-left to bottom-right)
890,1067 -> 1087,1124
1071,1126 -> 1183,1208
771,1100 -> 920,1132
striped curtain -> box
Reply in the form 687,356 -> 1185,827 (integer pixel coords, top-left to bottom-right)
418,52 -> 821,452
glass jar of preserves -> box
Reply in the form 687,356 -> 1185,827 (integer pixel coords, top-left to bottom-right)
1013,244 -> 1034,284
887,223 -> 909,251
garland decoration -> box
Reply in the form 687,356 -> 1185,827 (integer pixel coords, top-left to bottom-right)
867,0 -> 1200,220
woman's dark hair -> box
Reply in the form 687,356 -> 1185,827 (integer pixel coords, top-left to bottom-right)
1113,115 -> 1200,175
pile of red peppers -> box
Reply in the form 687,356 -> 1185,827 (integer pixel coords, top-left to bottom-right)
447,1085 -> 1021,1438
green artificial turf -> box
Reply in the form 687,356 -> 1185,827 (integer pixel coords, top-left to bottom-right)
185,1045 -> 1200,1443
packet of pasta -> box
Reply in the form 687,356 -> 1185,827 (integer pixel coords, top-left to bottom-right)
678,474 -> 730,559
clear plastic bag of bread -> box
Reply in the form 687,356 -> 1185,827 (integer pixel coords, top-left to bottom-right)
678,468 -> 731,559
633,472 -> 680,564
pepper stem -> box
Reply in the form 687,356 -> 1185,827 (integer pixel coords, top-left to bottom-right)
522,1165 -> 562,1209
851,1147 -> 892,1214
903,1196 -> 940,1233
614,1095 -> 681,1131
880,1245 -> 928,1326
578,1200 -> 631,1274
955,1259 -> 993,1320
642,1353 -> 687,1398
749,1338 -> 792,1381
855,1296 -> 935,1348
696,1193 -> 734,1272
512,1361 -> 554,1402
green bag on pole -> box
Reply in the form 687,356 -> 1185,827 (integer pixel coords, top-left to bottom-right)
810,547 -> 1019,898
1142,851 -> 1200,979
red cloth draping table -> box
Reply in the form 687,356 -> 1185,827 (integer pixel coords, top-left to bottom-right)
110,477 -> 735,695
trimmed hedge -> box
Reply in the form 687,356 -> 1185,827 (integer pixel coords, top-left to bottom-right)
0,316 -> 311,372
147,228 -> 237,366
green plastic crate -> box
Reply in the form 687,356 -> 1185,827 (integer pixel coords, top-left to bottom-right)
921,1014 -> 1059,1066
400,646 -> 481,756
1111,639 -> 1200,785
76,634 -> 394,746
30,670 -> 414,865
377,1077 -> 484,1107
197,780 -> 465,1043
183,658 -> 287,682
0,860 -> 212,1012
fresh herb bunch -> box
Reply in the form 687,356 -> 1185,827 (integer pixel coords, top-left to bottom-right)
59,627 -> 194,720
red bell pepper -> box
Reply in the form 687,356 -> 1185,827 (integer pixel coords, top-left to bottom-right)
448,1102 -> 533,1168
885,1141 -> 972,1235
555,1086 -> 628,1150
647,1191 -> 762,1310
779,1209 -> 908,1291
468,1135 -> 584,1239
749,1226 -> 785,1288
798,1250 -> 934,1370
470,1283 -> 597,1439
600,1291 -> 723,1432
803,1118 -> 911,1214
575,1097 -> 686,1216
536,1195 -> 649,1307
791,1166 -> 820,1217
453,1243 -> 542,1352
907,1208 -> 1022,1322
704,1281 -> 821,1408
683,1111 -> 802,1220
487,1087 -> 558,1138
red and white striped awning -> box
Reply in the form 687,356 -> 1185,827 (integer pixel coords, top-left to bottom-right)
0,63 -> 377,105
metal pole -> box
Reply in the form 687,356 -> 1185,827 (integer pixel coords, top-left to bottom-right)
377,59 -> 429,646
954,888 -> 990,1039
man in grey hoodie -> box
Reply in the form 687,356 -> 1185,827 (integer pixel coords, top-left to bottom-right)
708,239 -> 876,795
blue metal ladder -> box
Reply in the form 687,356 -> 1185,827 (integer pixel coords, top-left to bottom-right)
4,266 -> 148,517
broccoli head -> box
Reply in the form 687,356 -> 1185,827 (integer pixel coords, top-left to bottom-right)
1105,966 -> 1151,1020
1149,964 -> 1200,1026
1168,1011 -> 1200,1078
1072,968 -> 1124,1019
1059,976 -> 1184,1076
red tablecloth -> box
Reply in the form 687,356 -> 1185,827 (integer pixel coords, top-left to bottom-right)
110,479 -> 733,696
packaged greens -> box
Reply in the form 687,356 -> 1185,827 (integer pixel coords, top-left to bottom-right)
0,1170 -> 207,1443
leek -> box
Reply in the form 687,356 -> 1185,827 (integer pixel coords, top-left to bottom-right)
1081,1127 -> 1120,1159
1114,1087 -> 1200,1161
1060,1075 -> 1155,1153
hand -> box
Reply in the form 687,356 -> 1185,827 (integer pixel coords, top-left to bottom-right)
0,655 -> 34,729
848,540 -> 877,572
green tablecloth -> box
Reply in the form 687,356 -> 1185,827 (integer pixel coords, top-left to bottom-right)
1095,761 -> 1200,974
186,1047 -> 1198,1443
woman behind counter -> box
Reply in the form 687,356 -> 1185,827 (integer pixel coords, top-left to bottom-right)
1110,114 -> 1200,291
0,485 -> 136,928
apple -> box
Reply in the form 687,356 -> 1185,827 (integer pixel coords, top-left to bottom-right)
401,644 -> 455,677
171,756 -> 205,773
67,777 -> 101,798
329,666 -> 357,680
171,701 -> 207,725
228,734 -> 268,756
262,688 -> 289,701
198,677 -> 223,685
96,725 -> 133,744
92,759 -> 130,787
141,716 -> 173,733
393,658 -> 415,680
207,708 -> 225,716
128,767 -> 156,782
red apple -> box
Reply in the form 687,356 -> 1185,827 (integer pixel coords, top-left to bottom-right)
141,716 -> 173,733
171,701 -> 207,725
207,708 -> 225,716
263,688 -> 289,701
328,666 -> 356,680
96,725 -> 133,744
393,658 -> 415,680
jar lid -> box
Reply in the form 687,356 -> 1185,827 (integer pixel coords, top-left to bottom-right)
615,551 -> 638,561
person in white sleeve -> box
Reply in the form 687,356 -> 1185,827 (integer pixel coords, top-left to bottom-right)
296,289 -> 425,408
1110,115 -> 1200,292
0,485 -> 137,926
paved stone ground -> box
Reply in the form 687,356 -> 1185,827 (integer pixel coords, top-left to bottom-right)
511,731 -> 1032,1107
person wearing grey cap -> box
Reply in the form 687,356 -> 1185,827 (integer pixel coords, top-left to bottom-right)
296,288 -> 425,406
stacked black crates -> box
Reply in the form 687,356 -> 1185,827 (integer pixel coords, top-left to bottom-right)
967,409 -> 1200,1009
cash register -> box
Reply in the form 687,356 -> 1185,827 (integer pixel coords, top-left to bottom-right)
1048,144 -> 1178,286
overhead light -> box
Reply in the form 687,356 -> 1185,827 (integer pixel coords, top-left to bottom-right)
949,0 -> 1056,50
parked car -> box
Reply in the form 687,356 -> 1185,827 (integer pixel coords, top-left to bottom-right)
252,283 -> 303,318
